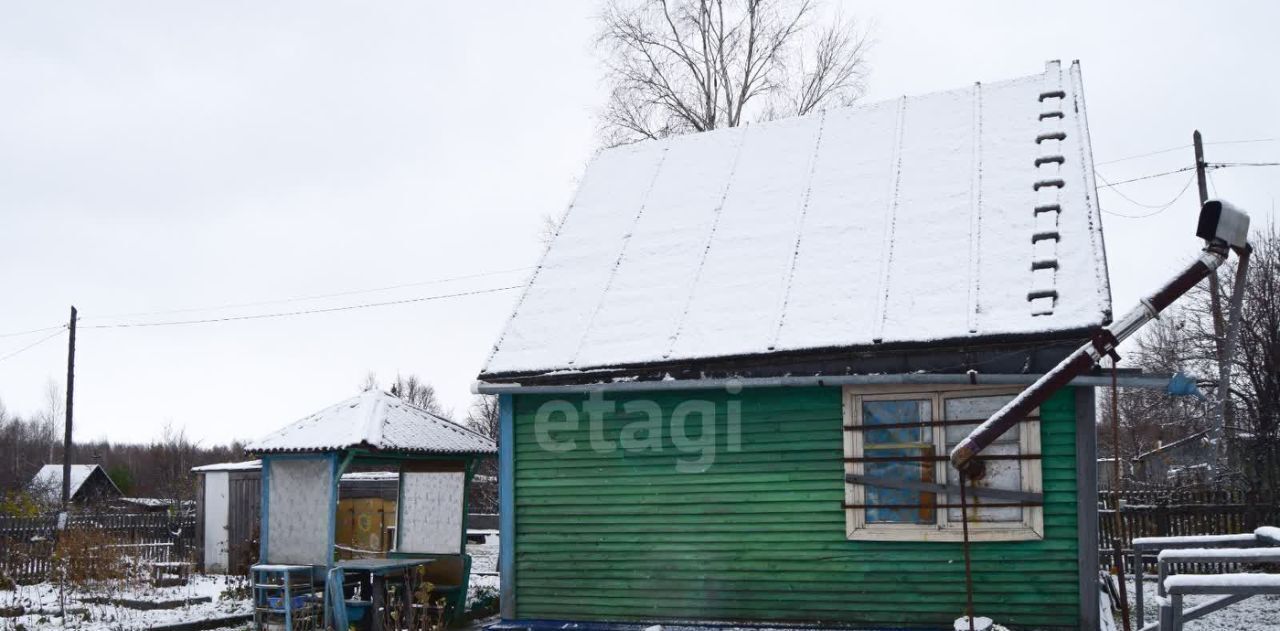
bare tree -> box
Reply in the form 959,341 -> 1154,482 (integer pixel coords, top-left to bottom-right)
466,395 -> 500,442
359,371 -> 380,392
389,373 -> 447,417
466,395 -> 500,512
597,0 -> 871,145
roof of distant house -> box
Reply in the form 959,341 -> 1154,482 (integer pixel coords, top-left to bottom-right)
1136,429 -> 1214,461
191,459 -> 263,473
29,464 -> 121,501
246,390 -> 497,456
480,60 -> 1110,382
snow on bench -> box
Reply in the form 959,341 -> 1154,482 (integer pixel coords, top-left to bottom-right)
1158,547 -> 1280,563
1133,533 -> 1258,547
1165,573 -> 1280,593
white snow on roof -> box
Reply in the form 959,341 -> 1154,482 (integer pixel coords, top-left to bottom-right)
483,61 -> 1110,378
339,471 -> 399,482
246,390 -> 497,455
118,497 -> 176,508
191,459 -> 262,473
29,464 -> 116,500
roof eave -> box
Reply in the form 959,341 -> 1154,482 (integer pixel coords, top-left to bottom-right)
478,326 -> 1104,386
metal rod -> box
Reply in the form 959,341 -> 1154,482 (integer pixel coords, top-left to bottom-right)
845,473 -> 1044,503
846,454 -> 1041,463
1217,245 -> 1251,469
843,417 -> 1039,432
842,501 -> 1042,509
1112,361 -> 1132,631
959,472 -> 977,631
475,372 -> 1186,395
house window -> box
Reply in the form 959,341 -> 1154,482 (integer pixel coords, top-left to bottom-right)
843,386 -> 1043,541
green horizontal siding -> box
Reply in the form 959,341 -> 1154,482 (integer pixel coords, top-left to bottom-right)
512,387 -> 1080,629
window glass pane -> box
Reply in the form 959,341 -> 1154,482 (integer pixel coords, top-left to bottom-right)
863,399 -> 932,445
865,447 -> 936,524
943,443 -> 1023,522
944,395 -> 1018,444
860,399 -> 934,525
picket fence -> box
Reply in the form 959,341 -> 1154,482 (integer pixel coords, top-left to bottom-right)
0,512 -> 195,584
1098,487 -> 1280,572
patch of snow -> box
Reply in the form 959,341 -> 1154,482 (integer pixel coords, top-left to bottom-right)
191,459 -> 261,473
1133,532 -> 1257,546
953,615 -> 993,631
1159,547 -> 1280,561
1,574 -> 250,631
1165,573 -> 1280,590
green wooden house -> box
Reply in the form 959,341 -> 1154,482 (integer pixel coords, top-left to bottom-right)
477,61 -> 1109,630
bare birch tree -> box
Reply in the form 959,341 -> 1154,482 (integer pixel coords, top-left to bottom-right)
597,0 -> 871,145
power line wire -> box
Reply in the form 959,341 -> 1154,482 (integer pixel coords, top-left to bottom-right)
1098,175 -> 1195,220
0,324 -> 66,339
0,328 -> 65,364
1095,170 -> 1195,209
1096,138 -> 1277,166
1209,162 -> 1280,168
82,285 -> 522,330
85,266 -> 534,321
1096,166 -> 1196,188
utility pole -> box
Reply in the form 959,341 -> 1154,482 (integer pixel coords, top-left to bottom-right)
1195,132 -> 1229,420
1195,131 -> 1227,361
1195,131 -> 1244,479
60,306 -> 77,513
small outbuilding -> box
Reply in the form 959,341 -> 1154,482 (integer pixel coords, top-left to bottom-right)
244,390 -> 496,628
28,463 -> 122,506
478,61 -> 1109,629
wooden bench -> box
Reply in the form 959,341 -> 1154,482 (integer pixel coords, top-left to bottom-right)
1159,570 -> 1280,631
147,561 -> 193,587
1132,526 -> 1280,624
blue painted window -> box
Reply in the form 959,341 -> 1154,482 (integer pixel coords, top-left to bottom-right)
862,399 -> 935,524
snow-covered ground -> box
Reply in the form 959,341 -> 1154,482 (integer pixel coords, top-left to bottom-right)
467,536 -> 500,613
0,574 -> 250,631
1117,576 -> 1280,630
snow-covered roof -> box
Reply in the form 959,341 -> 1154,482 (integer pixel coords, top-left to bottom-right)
246,390 -> 497,456
191,459 -> 262,473
29,464 -> 119,501
482,60 -> 1110,380
118,497 -> 176,508
1135,429 -> 1213,461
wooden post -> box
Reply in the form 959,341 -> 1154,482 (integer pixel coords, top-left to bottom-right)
1194,132 -> 1229,452
60,306 -> 77,511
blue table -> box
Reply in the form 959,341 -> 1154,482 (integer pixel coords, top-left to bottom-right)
328,557 -> 436,631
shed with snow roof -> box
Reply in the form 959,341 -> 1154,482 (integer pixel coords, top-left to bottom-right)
478,61 -> 1109,630
241,390 -> 496,625
28,464 -> 122,506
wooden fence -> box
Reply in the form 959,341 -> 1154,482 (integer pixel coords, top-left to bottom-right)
1098,488 -> 1280,572
0,513 -> 196,584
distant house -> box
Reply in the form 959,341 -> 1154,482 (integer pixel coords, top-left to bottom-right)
1132,429 -> 1216,485
28,464 -> 122,505
478,61 -> 1110,629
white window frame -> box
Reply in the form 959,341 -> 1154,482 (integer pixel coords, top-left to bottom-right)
843,385 -> 1044,542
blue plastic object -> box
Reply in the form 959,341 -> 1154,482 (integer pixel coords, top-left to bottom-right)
1166,371 -> 1206,400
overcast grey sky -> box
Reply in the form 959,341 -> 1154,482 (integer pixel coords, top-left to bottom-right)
2,1 -> 1277,446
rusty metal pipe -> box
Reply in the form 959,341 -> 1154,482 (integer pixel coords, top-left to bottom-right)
949,247 -> 1228,473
